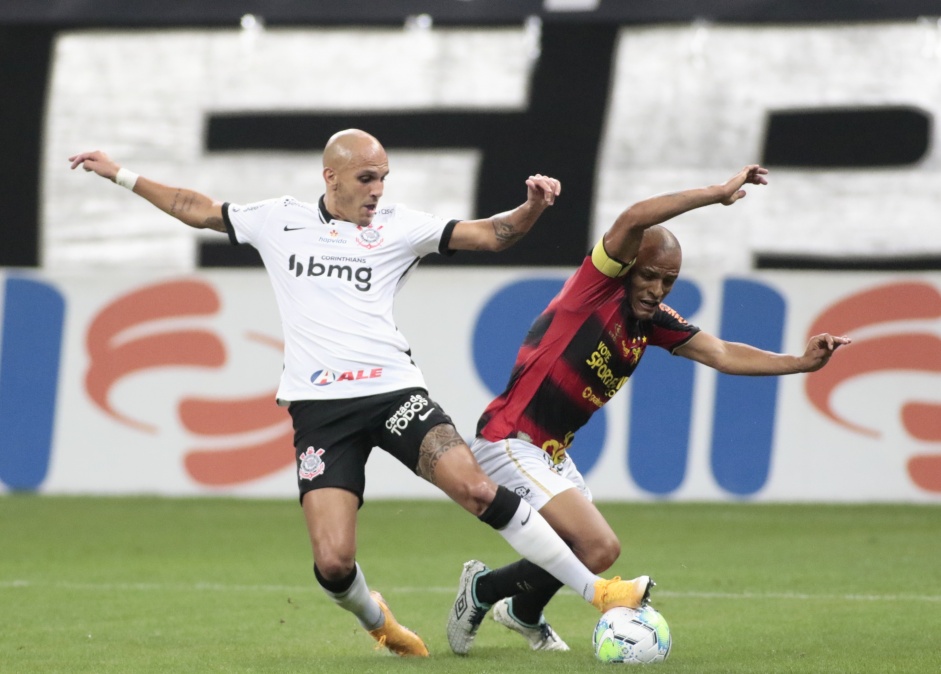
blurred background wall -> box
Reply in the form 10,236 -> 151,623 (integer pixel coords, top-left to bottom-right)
0,1 -> 939,502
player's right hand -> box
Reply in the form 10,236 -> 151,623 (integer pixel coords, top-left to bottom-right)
68,150 -> 120,181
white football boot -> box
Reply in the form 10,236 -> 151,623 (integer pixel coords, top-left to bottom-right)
492,597 -> 570,651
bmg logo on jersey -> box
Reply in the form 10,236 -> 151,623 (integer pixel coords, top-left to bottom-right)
288,254 -> 372,292
385,393 -> 435,437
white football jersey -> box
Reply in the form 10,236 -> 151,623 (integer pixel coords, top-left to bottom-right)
223,196 -> 457,403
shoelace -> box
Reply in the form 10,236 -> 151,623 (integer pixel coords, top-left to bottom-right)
538,622 -> 554,644
468,604 -> 490,628
602,576 -> 623,605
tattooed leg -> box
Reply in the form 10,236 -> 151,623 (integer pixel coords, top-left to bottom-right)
416,423 -> 466,486
415,423 -> 498,516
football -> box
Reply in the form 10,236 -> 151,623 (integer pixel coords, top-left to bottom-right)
592,605 -> 672,664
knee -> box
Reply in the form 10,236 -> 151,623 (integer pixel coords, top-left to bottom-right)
437,459 -> 497,516
313,551 -> 356,581
580,534 -> 621,574
458,477 -> 498,517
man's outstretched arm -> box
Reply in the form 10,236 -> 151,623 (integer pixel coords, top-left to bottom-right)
675,331 -> 852,375
447,173 -> 561,252
69,150 -> 226,232
602,164 -> 769,265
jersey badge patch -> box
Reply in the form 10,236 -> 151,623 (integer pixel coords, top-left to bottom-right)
620,336 -> 647,364
298,447 -> 326,481
355,225 -> 384,250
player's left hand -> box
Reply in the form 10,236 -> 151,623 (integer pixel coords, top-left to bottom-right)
719,164 -> 769,206
525,174 -> 561,207
801,333 -> 852,372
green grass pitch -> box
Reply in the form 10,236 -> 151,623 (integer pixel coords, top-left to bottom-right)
1,495 -> 939,673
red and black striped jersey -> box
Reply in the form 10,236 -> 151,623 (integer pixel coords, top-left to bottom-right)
476,254 -> 699,460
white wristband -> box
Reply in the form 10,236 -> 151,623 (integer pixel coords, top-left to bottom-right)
115,167 -> 139,190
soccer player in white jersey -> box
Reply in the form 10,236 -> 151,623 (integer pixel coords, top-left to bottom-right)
70,130 -> 653,658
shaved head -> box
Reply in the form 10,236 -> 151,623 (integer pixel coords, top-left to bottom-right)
636,225 -> 681,264
323,129 -> 385,171
322,129 -> 389,226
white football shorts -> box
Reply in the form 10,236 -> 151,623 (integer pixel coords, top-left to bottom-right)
470,436 -> 592,511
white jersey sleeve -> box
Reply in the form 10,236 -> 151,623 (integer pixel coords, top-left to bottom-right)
400,206 -> 456,258
225,197 -> 301,247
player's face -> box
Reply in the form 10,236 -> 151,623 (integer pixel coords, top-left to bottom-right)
331,148 -> 389,227
626,246 -> 681,320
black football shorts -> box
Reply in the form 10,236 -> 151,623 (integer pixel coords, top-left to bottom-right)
288,387 -> 453,505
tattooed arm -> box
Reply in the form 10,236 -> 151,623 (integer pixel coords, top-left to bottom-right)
69,150 -> 226,232
447,173 -> 561,252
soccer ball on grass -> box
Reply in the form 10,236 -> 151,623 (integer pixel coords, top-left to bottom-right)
592,605 -> 672,664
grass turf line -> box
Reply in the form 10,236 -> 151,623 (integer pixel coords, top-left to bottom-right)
1,496 -> 939,673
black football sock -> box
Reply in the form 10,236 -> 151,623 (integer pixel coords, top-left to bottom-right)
508,583 -> 563,625
474,558 -> 560,606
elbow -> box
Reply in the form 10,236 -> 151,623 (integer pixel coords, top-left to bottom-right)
175,214 -> 207,230
478,234 -> 522,253
701,354 -> 735,375
486,239 -> 515,253
613,206 -> 645,233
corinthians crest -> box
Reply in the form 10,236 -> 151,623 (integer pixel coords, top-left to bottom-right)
298,447 -> 326,480
355,225 -> 384,250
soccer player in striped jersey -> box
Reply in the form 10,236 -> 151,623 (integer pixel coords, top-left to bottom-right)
449,164 -> 851,653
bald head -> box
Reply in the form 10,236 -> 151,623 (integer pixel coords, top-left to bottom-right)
323,129 -> 386,171
639,225 -> 679,253
322,129 -> 389,227
636,225 -> 681,267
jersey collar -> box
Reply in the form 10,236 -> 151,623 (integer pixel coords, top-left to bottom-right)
318,195 -> 382,229
317,195 -> 335,225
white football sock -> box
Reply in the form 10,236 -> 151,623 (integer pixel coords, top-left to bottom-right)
497,500 -> 599,603
319,562 -> 383,630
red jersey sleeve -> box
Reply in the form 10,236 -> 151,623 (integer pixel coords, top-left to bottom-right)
650,303 -> 700,353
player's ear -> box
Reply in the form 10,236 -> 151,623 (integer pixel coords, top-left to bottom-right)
323,167 -> 337,189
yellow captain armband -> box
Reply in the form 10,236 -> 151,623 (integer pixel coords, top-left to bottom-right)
591,239 -> 635,278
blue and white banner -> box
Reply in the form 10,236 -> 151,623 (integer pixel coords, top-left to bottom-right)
1,268 -> 939,502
